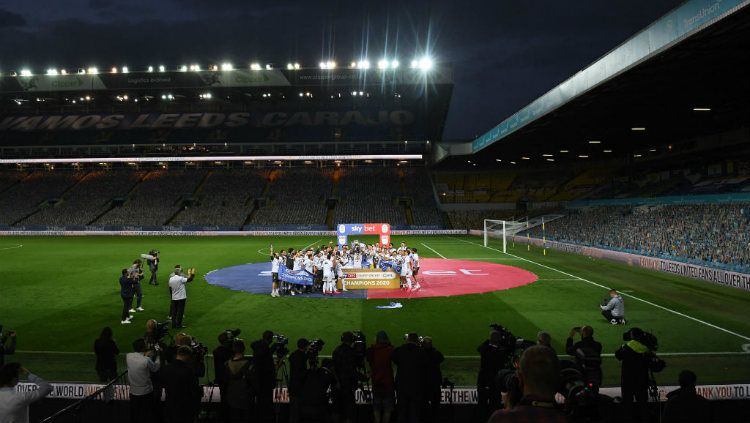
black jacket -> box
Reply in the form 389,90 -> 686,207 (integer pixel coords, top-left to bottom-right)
565,336 -> 603,384
251,339 -> 275,388
423,347 -> 444,389
288,349 -> 309,396
94,338 -> 119,373
160,359 -> 202,423
332,343 -> 358,390
477,341 -> 510,387
301,367 -> 336,407
392,343 -> 427,396
662,388 -> 710,423
212,344 -> 233,385
614,340 -> 653,388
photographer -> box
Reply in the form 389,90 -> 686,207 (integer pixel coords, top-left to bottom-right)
213,331 -> 236,422
300,358 -> 336,423
488,346 -> 567,423
147,250 -> 159,286
119,269 -> 136,324
93,327 -> 120,383
392,333 -> 427,423
161,346 -> 203,423
289,338 -> 311,423
128,259 -> 145,313
0,325 -> 16,367
226,339 -> 257,423
332,331 -> 359,423
477,330 -> 511,419
0,363 -> 52,422
615,327 -> 662,423
170,333 -> 206,378
250,330 -> 275,423
421,336 -> 444,422
366,331 -> 395,423
126,338 -> 161,423
565,326 -> 602,386
600,289 -> 625,325
168,266 -> 195,329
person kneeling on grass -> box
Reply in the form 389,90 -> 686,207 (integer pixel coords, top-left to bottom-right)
600,289 -> 626,325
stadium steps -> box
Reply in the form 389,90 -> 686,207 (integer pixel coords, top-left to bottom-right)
88,171 -> 150,225
243,200 -> 260,226
12,172 -> 89,226
192,170 -> 212,196
164,171 -> 212,225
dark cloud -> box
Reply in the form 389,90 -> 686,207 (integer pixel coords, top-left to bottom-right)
0,8 -> 26,27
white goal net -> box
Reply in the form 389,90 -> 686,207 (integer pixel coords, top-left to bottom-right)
483,219 -> 528,253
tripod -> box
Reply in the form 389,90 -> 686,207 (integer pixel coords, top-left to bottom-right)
274,357 -> 290,423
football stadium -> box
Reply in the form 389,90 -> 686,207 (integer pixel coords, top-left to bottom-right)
1,0 -> 750,422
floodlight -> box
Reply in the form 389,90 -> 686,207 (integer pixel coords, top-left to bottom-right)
221,62 -> 234,71
46,69 -> 58,75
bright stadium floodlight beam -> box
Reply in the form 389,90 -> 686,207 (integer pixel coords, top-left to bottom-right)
287,63 -> 294,70
158,65 -> 165,72
111,66 -> 118,73
294,62 -> 300,70
358,60 -> 370,69
250,63 -> 261,70
222,62 -> 234,71
46,68 -> 58,75
391,60 -> 399,69
179,65 -> 187,72
60,69 -> 67,75
20,69 -> 33,76
121,66 -> 129,74
87,67 -> 98,74
377,59 -> 388,69
266,64 -> 272,70
418,57 -> 433,71
410,59 -> 418,69
147,66 -> 154,73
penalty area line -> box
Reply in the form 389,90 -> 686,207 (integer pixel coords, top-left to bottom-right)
421,243 -> 447,259
451,237 -> 750,343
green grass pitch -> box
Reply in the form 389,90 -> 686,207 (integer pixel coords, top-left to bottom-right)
1,235 -> 749,386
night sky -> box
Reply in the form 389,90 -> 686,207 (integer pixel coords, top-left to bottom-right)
0,0 -> 681,140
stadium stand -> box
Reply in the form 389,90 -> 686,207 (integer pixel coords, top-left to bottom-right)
95,170 -> 207,226
0,170 -> 83,225
334,167 -> 407,225
250,168 -> 331,226
169,169 -> 268,228
403,168 -> 445,226
529,204 -> 750,272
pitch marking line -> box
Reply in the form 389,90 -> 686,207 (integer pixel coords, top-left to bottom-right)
451,237 -> 750,343
0,244 -> 23,251
421,243 -> 447,259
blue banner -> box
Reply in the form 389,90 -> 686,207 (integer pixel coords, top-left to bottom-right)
378,260 -> 402,273
278,263 -> 314,286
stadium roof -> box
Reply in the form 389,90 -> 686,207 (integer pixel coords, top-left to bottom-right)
435,0 -> 750,167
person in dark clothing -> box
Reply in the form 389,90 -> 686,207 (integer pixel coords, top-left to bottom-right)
288,338 -> 311,423
300,358 -> 336,423
250,330 -> 275,423
615,328 -> 656,423
212,332 -> 234,423
0,325 -> 16,367
94,327 -> 120,382
476,331 -> 511,419
225,340 -> 257,423
332,331 -> 360,423
147,251 -> 159,286
392,333 -> 427,423
119,269 -> 136,324
421,337 -> 444,422
160,346 -> 203,423
565,326 -> 603,386
366,331 -> 395,423
662,370 -> 710,423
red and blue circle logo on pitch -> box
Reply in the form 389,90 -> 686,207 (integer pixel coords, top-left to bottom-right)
206,259 -> 538,299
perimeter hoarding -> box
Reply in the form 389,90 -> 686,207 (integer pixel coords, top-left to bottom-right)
337,268 -> 401,290
336,223 -> 391,247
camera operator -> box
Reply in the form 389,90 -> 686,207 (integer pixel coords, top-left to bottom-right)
251,330 -> 276,423
226,339 -> 258,423
129,259 -> 145,313
565,326 -> 602,386
615,327 -> 662,423
332,331 -> 360,423
166,333 -> 206,378
0,363 -> 52,422
0,325 -> 16,367
662,370 -> 710,423
161,346 -> 203,423
300,358 -> 336,423
392,333 -> 427,423
421,336 -> 444,422
488,345 -> 567,423
477,330 -> 511,419
147,250 -> 159,286
288,338 -> 311,423
126,338 -> 161,423
168,266 -> 196,329
213,331 -> 236,422
600,289 -> 625,325
366,331 -> 395,423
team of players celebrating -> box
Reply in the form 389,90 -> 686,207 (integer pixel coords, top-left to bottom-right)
269,240 -> 421,296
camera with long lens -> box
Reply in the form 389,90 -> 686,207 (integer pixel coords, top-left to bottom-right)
622,328 -> 666,373
153,320 -> 170,342
271,334 -> 290,358
559,368 -> 612,422
489,323 -> 521,349
222,328 -> 242,346
190,338 -> 209,358
307,338 -> 325,356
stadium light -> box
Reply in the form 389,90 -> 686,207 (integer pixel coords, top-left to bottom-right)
357,60 -> 370,69
294,62 -> 300,70
603,149 -> 612,153
588,140 -> 601,144
110,67 -> 118,74
391,60 -> 399,69
179,65 -> 188,72
221,62 -> 234,71
60,69 -> 67,75
578,155 -> 589,158
147,66 -> 154,73
559,149 -> 569,153
287,63 -> 294,70
495,159 -> 501,162
631,127 -> 646,131
122,66 -> 129,74
546,158 -> 555,162
418,57 -> 433,71
692,107 -> 711,111
19,69 -> 32,76
410,59 -> 418,69
0,154 -> 422,165
350,61 -> 357,68
158,65 -> 165,72
250,63 -> 262,71
377,59 -> 389,69
46,68 -> 59,75
87,67 -> 98,74
542,154 -> 553,157
521,156 -> 530,160
265,64 -> 272,70
189,64 -> 200,71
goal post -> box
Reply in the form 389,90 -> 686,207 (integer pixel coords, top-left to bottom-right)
483,219 -> 528,253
